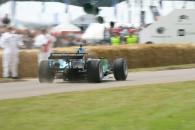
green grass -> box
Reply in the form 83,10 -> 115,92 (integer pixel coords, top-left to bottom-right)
129,63 -> 195,72
0,81 -> 195,130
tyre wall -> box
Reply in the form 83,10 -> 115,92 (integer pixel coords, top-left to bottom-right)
1,44 -> 195,78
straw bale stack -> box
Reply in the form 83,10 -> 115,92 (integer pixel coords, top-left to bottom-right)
1,44 -> 195,78
18,50 -> 38,77
0,54 -> 2,77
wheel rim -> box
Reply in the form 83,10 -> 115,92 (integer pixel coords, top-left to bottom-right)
99,64 -> 103,80
124,62 -> 128,76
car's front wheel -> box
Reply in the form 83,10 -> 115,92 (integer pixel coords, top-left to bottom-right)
113,58 -> 128,80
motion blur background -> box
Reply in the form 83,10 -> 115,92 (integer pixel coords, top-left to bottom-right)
0,0 -> 194,47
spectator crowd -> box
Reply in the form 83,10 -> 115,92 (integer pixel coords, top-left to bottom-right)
0,14 -> 141,79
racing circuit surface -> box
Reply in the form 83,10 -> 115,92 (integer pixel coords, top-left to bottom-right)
0,68 -> 195,100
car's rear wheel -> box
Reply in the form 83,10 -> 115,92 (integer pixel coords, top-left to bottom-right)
113,58 -> 128,80
39,60 -> 54,83
87,60 -> 103,83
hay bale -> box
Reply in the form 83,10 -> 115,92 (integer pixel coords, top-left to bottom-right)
0,54 -> 2,77
0,49 -> 38,78
19,50 -> 38,78
1,44 -> 195,78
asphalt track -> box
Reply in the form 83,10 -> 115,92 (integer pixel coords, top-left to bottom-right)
0,68 -> 195,100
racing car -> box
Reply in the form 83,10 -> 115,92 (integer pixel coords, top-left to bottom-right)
38,53 -> 128,83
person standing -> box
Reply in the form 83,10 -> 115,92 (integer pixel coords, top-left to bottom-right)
76,44 -> 85,54
125,29 -> 138,45
0,27 -> 23,79
110,32 -> 120,46
1,14 -> 11,26
34,29 -> 56,64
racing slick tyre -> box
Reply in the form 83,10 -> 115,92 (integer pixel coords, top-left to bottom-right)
113,58 -> 128,80
39,60 -> 54,83
87,59 -> 103,83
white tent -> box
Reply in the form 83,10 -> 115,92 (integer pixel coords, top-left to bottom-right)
72,14 -> 96,26
0,1 -> 84,28
139,9 -> 195,44
51,23 -> 81,33
1,1 -> 195,27
82,23 -> 105,41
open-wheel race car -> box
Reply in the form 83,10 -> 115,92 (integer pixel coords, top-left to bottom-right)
38,53 -> 128,83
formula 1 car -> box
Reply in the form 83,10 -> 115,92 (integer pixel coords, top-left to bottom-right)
38,53 -> 128,83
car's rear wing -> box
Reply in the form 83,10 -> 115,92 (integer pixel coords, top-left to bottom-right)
48,53 -> 87,60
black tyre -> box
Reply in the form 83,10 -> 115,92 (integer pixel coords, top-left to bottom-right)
39,60 -> 54,83
87,59 -> 103,83
113,58 -> 128,80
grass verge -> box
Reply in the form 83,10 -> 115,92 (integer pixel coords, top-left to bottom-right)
129,63 -> 195,72
0,81 -> 195,130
